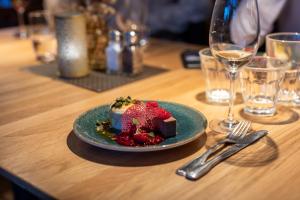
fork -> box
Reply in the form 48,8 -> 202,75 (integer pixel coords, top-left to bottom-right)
176,120 -> 251,176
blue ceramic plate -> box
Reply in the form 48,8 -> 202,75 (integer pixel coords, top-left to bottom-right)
73,101 -> 207,152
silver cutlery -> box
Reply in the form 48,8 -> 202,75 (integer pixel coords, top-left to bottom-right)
185,130 -> 268,180
177,120 -> 251,176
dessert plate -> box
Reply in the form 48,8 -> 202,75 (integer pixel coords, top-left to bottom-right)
73,101 -> 207,152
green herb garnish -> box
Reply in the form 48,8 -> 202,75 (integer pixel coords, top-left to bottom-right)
111,96 -> 137,109
96,120 -> 111,132
132,118 -> 140,125
148,132 -> 155,137
96,120 -> 116,140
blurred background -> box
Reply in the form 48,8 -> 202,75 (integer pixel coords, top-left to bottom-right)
1,0 -> 299,46
0,0 -> 215,45
1,0 -> 300,46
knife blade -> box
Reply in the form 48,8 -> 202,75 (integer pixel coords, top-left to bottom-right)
185,130 -> 268,180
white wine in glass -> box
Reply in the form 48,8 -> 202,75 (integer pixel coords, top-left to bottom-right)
209,0 -> 260,133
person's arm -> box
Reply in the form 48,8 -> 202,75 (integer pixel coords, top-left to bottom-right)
230,0 -> 287,45
148,0 -> 212,33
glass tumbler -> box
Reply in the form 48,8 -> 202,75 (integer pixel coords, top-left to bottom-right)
240,56 -> 288,116
266,32 -> 300,106
200,48 -> 231,104
29,11 -> 57,63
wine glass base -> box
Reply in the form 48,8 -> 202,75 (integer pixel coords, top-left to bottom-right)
36,55 -> 56,64
14,31 -> 28,39
209,119 -> 239,134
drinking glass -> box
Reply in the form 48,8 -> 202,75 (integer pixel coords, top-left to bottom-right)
240,56 -> 288,116
115,0 -> 149,46
200,48 -> 231,104
266,32 -> 300,106
29,11 -> 56,63
12,0 -> 30,39
209,0 -> 260,133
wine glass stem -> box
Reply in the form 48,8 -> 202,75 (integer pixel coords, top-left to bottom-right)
227,70 -> 237,123
17,11 -> 26,35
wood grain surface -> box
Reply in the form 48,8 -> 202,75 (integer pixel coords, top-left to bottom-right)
0,28 -> 300,200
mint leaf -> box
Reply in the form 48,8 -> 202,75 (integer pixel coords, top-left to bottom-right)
148,132 -> 155,137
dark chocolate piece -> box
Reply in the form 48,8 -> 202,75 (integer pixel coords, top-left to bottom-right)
159,117 -> 177,138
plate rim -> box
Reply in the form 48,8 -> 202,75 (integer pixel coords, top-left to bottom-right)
73,101 -> 207,152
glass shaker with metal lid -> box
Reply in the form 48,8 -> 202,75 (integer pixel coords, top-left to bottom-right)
122,31 -> 143,75
106,30 -> 122,74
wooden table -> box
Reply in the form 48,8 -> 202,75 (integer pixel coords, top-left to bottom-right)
0,28 -> 300,200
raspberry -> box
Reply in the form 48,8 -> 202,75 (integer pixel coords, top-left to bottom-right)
115,133 -> 136,146
133,132 -> 149,144
154,135 -> 164,143
146,101 -> 159,108
152,107 -> 171,120
146,135 -> 164,145
147,107 -> 171,120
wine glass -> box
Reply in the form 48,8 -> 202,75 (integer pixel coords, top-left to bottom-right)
209,0 -> 260,133
115,0 -> 149,46
12,0 -> 30,39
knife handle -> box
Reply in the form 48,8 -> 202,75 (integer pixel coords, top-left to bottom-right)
186,145 -> 241,180
185,130 -> 268,180
176,139 -> 229,176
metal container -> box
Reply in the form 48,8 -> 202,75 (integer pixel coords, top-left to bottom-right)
55,12 -> 90,78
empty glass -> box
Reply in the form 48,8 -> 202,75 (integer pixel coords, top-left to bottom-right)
115,0 -> 149,46
266,32 -> 300,106
12,0 -> 30,38
240,56 -> 288,116
200,48 -> 230,104
29,11 -> 56,63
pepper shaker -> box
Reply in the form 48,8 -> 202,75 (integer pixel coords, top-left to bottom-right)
106,30 -> 122,74
122,31 -> 143,75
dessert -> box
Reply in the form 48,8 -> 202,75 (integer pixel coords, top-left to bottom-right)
96,96 -> 177,146
110,96 -> 136,130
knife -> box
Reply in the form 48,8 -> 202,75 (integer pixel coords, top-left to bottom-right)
185,130 -> 268,180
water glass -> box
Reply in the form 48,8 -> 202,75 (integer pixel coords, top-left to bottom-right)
266,32 -> 300,106
29,11 -> 56,63
200,48 -> 230,104
240,56 -> 288,116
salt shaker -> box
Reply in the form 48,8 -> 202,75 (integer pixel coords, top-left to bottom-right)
122,31 -> 143,75
106,30 -> 122,74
